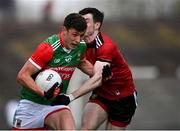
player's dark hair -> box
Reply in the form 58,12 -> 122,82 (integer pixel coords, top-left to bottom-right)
79,7 -> 104,28
63,13 -> 87,32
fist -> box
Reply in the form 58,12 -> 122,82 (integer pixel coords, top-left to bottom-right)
51,94 -> 71,106
102,65 -> 112,81
44,82 -> 62,100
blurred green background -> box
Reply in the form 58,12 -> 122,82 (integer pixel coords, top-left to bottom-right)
0,0 -> 180,129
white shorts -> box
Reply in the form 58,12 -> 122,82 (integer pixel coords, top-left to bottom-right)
13,99 -> 70,129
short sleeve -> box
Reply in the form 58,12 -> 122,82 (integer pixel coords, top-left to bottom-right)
96,42 -> 115,63
29,42 -> 53,69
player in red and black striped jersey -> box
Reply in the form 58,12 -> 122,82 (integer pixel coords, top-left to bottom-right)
80,8 -> 137,130
79,8 -> 137,130
56,8 -> 137,130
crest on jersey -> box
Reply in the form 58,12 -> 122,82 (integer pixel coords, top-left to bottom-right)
65,55 -> 72,63
76,52 -> 81,61
115,90 -> 121,95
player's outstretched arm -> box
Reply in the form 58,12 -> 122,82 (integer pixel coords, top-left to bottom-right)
78,59 -> 94,77
51,61 -> 112,106
73,61 -> 111,98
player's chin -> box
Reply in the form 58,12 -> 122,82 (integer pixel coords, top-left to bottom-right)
84,38 -> 92,44
70,44 -> 77,49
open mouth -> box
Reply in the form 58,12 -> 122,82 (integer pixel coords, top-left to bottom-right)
71,43 -> 77,48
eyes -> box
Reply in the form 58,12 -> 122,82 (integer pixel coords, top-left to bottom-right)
72,33 -> 78,37
67,29 -> 85,39
71,33 -> 83,37
70,32 -> 85,40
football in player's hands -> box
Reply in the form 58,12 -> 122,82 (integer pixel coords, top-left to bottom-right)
35,69 -> 62,99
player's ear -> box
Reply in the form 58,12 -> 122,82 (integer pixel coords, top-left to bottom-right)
95,22 -> 101,30
61,26 -> 67,32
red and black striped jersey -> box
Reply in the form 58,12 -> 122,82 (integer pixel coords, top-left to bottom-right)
85,32 -> 135,100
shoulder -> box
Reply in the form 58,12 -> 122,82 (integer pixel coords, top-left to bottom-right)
78,40 -> 87,50
79,40 -> 86,46
99,33 -> 117,51
44,34 -> 60,45
101,33 -> 116,45
36,42 -> 53,53
43,34 -> 62,51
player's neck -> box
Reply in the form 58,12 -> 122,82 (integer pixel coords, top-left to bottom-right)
89,30 -> 99,43
94,30 -> 99,38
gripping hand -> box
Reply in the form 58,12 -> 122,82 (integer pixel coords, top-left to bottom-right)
102,65 -> 112,80
44,82 -> 61,100
51,93 -> 75,106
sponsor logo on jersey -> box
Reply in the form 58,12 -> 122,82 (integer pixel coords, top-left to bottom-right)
54,58 -> 60,63
49,66 -> 75,80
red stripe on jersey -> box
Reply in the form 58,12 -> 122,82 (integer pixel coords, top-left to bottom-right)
58,33 -> 65,48
31,42 -> 53,68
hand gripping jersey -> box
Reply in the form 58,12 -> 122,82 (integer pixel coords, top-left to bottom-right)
21,33 -> 86,105
85,32 -> 135,100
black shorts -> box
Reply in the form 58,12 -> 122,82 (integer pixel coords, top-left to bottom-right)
89,91 -> 137,127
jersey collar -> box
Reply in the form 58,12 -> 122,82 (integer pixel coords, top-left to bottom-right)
58,32 -> 71,53
87,32 -> 104,48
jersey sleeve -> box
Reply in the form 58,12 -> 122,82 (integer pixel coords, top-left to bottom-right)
96,42 -> 116,63
29,42 -> 53,70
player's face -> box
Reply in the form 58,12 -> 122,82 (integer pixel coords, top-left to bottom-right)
82,14 -> 97,43
63,28 -> 85,50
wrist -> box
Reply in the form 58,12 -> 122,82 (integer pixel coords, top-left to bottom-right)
44,91 -> 50,99
68,94 -> 75,101
40,90 -> 45,97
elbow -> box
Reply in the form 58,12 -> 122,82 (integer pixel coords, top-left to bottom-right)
16,72 -> 21,83
16,71 -> 25,85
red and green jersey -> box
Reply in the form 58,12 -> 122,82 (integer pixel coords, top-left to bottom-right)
21,33 -> 86,105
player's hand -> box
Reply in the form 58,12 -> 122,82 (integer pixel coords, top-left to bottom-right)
102,65 -> 112,81
44,82 -> 61,100
51,93 -> 75,106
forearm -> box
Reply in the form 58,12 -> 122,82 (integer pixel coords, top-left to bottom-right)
17,60 -> 44,97
78,59 -> 94,76
71,73 -> 102,99
17,73 -> 44,97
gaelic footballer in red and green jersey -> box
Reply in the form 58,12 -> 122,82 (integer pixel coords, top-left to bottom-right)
21,33 -> 86,105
